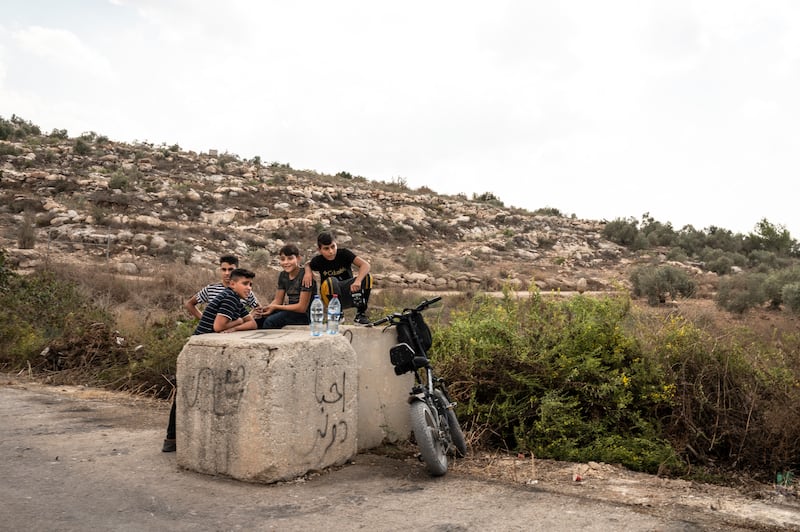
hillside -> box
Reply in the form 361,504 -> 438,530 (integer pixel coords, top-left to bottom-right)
0,125 -> 668,296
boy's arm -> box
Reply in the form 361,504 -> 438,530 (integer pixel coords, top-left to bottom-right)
262,290 -> 285,316
215,313 -> 256,333
302,263 -> 314,288
351,256 -> 371,292
184,294 -> 202,320
281,289 -> 312,314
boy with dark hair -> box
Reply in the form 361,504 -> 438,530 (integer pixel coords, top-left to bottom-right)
194,268 -> 258,334
258,244 -> 317,329
302,232 -> 372,324
163,268 -> 258,452
184,254 -> 260,320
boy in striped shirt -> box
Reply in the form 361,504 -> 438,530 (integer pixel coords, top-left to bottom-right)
184,254 -> 260,319
163,268 -> 257,452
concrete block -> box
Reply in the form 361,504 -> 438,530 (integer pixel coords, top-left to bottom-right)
176,329 -> 358,483
340,325 -> 414,449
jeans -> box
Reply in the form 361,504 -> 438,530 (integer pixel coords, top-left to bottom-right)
258,310 -> 309,329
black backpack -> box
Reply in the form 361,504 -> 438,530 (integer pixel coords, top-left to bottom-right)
396,311 -> 432,354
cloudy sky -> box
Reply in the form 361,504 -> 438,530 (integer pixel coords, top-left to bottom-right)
1,1 -> 799,238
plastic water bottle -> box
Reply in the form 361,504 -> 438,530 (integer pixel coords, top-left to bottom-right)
326,294 -> 341,335
310,295 -> 324,337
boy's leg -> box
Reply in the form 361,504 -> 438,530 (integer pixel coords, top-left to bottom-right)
319,277 -> 342,307
323,276 -> 373,324
352,274 -> 373,324
163,397 -> 176,452
357,273 -> 373,312
260,310 -> 309,329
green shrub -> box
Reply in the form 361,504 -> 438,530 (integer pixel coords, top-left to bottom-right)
700,248 -> 747,275
632,310 -> 800,476
247,248 -> 272,269
640,214 -> 676,247
532,207 -> 562,217
435,292 -> 680,474
405,248 -> 431,271
108,170 -> 130,191
602,217 -> 639,246
763,267 -> 800,308
716,272 -> 766,314
74,138 -> 91,155
472,191 -> 504,207
748,250 -> 778,271
782,283 -> 800,313
0,269 -> 116,369
630,264 -> 695,305
0,143 -> 20,156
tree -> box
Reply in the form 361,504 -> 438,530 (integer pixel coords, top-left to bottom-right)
748,218 -> 795,257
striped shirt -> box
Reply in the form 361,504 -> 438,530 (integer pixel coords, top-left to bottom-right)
196,282 -> 259,310
194,287 -> 250,335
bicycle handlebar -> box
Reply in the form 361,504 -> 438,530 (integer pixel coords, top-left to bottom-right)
368,296 -> 442,327
411,296 -> 442,312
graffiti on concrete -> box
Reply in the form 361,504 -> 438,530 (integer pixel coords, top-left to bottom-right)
313,370 -> 349,454
185,364 -> 246,415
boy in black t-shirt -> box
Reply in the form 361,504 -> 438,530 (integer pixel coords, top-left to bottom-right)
302,232 -> 373,324
258,244 -> 316,329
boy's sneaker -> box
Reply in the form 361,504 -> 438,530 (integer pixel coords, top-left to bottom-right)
162,438 -> 176,452
354,313 -> 370,325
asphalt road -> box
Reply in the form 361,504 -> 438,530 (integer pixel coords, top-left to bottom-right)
0,381 -> 783,531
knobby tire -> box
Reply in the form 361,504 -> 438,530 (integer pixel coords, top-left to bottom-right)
434,388 -> 467,458
409,399 -> 447,476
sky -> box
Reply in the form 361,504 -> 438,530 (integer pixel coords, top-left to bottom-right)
1,1 -> 799,238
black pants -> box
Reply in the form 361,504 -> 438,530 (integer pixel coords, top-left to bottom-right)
320,274 -> 372,312
166,396 -> 176,440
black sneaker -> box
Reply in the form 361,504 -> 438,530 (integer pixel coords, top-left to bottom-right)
354,313 -> 370,325
162,438 -> 176,452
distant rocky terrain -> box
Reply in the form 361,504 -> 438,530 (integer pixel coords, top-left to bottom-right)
0,131 -> 693,295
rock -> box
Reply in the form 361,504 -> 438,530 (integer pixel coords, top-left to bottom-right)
113,262 -> 139,275
576,278 -> 587,294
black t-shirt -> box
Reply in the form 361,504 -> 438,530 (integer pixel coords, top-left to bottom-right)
309,248 -> 357,282
277,270 -> 315,305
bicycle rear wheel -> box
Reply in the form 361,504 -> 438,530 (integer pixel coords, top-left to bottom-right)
409,399 -> 447,476
434,388 -> 467,457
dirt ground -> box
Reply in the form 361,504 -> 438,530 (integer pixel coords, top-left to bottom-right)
2,374 -> 800,531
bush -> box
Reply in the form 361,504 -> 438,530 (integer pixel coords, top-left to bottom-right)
0,143 -> 20,156
700,248 -> 747,275
782,283 -> 800,313
74,138 -> 91,156
602,217 -> 639,246
435,292 -> 681,474
0,269 -> 117,369
716,273 -> 767,314
640,214 -> 676,247
763,267 -> 800,309
108,170 -> 130,191
532,206 -> 562,217
630,265 -> 696,305
17,211 -> 36,249
633,310 -> 800,476
405,248 -> 431,271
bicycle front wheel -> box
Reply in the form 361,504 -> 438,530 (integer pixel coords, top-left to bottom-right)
409,399 -> 447,476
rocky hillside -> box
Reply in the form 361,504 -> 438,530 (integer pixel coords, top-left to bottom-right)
1,129 -> 649,293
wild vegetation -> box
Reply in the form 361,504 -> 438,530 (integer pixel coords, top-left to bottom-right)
2,114 -> 800,485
